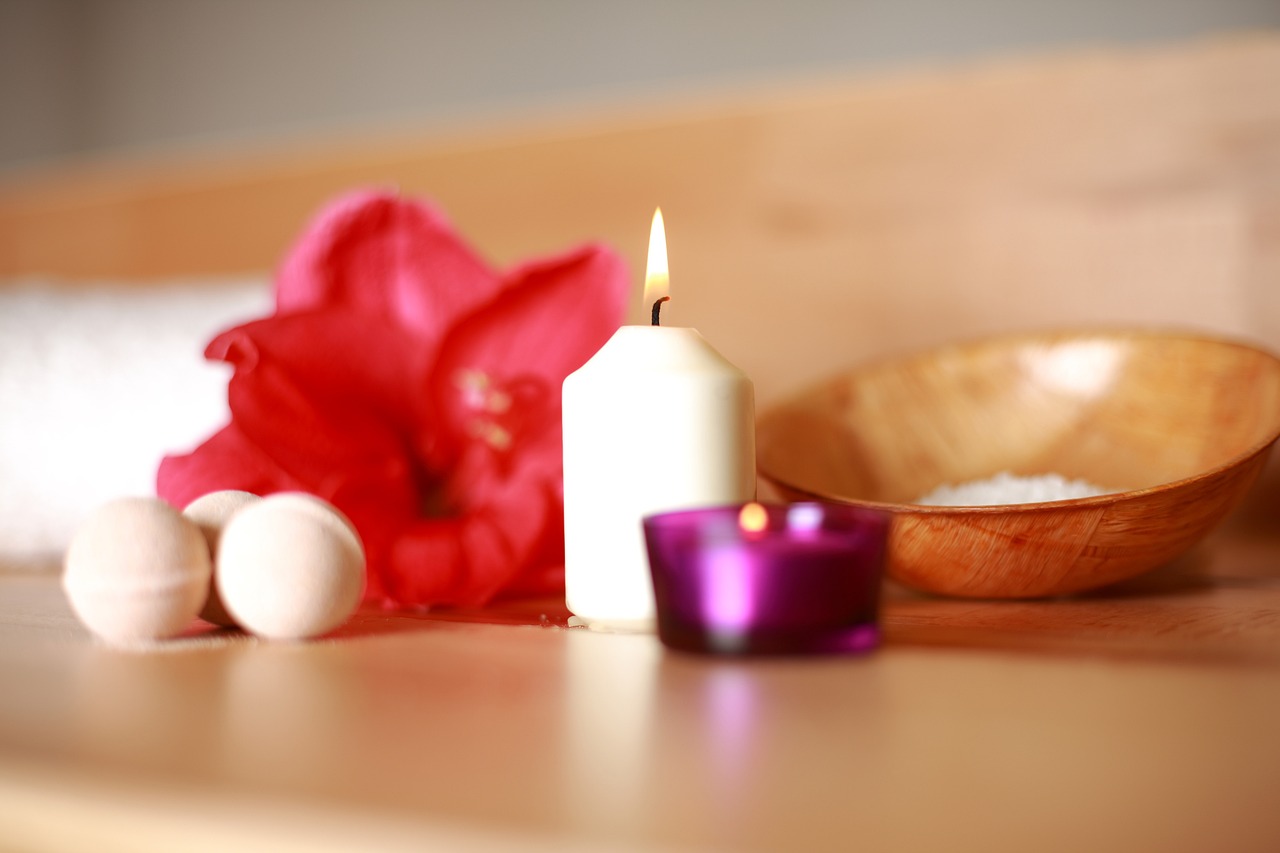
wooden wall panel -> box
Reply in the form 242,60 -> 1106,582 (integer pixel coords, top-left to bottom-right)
1,35 -> 1277,405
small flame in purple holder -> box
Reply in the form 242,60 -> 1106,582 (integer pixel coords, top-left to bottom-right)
643,502 -> 891,656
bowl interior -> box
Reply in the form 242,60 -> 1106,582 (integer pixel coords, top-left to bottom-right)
758,332 -> 1280,506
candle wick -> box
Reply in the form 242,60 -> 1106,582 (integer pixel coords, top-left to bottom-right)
650,296 -> 670,326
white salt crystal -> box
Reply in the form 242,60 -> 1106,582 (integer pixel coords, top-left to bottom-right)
915,471 -> 1108,506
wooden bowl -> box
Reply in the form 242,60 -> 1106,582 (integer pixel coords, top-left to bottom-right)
757,330 -> 1280,598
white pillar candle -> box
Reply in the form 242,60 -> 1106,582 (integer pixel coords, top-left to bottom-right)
563,209 -> 756,630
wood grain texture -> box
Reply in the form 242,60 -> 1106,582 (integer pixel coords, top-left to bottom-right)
758,330 -> 1280,597
4,34 -> 1280,851
3,550 -> 1280,853
3,35 -> 1280,409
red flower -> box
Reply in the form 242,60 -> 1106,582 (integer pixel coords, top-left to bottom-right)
157,191 -> 629,608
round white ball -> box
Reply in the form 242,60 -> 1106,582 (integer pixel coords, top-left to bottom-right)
216,493 -> 366,640
63,497 -> 212,645
182,489 -> 261,626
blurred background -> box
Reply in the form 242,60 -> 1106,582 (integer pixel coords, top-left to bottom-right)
4,0 -> 1280,170
2,0 -> 1279,558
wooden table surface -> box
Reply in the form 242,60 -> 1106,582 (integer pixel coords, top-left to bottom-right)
3,33 -> 1280,851
3,501 -> 1279,853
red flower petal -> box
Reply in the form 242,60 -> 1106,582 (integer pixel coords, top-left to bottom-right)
208,311 -> 429,481
321,463 -> 422,604
382,462 -> 560,606
156,192 -> 632,611
157,423 -> 306,508
362,243 -> 629,607
429,243 -> 629,462
275,191 -> 503,363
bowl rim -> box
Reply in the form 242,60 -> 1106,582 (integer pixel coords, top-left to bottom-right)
756,326 -> 1280,514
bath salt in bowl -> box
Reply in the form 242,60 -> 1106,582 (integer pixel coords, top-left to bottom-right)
757,330 -> 1280,598
915,472 -> 1108,506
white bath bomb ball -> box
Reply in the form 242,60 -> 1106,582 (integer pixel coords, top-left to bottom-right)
217,493 -> 366,640
182,489 -> 261,626
62,496 -> 212,645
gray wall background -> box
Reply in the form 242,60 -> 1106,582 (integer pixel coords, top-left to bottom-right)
3,0 -> 1279,170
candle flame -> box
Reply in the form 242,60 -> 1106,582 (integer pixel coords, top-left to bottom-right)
643,208 -> 669,308
738,502 -> 768,534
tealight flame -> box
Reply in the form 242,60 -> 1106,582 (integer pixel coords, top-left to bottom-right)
643,207 -> 670,311
738,502 -> 768,534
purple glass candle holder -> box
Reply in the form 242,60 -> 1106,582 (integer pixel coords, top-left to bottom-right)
643,502 -> 890,656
